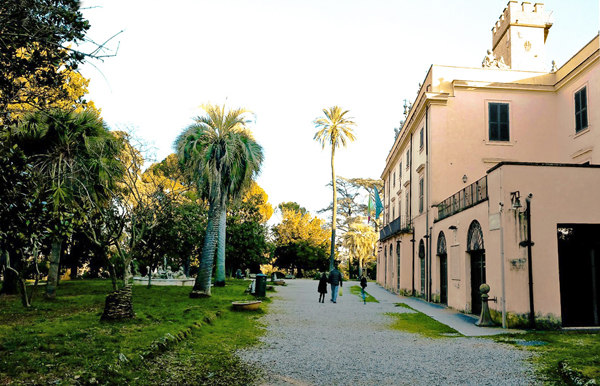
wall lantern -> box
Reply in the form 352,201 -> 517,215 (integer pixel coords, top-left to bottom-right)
462,174 -> 468,183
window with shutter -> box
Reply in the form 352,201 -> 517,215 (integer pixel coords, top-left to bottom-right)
575,87 -> 588,133
489,103 -> 510,141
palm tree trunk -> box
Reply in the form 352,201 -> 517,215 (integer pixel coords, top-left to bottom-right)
214,206 -> 227,287
330,146 -> 337,271
358,256 -> 363,278
190,201 -> 220,298
45,238 -> 62,299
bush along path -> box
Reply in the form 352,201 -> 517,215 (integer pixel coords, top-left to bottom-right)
239,279 -> 537,386
0,279 -> 268,386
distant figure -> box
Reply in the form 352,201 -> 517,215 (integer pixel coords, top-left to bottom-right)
235,269 -> 243,279
328,265 -> 343,303
318,273 -> 328,303
360,275 -> 368,305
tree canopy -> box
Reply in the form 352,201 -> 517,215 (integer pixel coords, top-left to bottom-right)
0,0 -> 90,127
271,207 -> 331,276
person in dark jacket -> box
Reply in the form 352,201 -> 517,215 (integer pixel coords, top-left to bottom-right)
328,265 -> 343,303
317,273 -> 328,303
360,275 -> 368,305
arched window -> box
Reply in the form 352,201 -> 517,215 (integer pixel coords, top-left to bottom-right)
467,220 -> 484,251
437,231 -> 447,256
467,220 -> 486,315
384,245 -> 388,286
437,231 -> 448,304
389,243 -> 394,286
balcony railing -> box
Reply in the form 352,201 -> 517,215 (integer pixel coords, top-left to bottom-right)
380,215 -> 412,241
436,176 -> 488,221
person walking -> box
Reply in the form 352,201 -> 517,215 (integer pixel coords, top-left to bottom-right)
360,275 -> 368,305
317,273 -> 328,303
328,265 -> 343,303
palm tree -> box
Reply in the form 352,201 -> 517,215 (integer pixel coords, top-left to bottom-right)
175,103 -> 264,297
313,106 -> 357,271
342,222 -> 377,277
8,109 -> 123,298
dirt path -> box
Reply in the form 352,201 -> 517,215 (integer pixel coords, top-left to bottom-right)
239,279 -> 539,386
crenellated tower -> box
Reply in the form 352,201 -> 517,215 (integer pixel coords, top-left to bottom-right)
491,1 -> 554,71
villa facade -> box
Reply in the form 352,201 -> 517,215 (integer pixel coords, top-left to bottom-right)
376,1 -> 600,328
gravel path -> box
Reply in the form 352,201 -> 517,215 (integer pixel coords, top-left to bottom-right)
238,279 -> 539,386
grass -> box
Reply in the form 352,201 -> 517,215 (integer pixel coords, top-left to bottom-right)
386,303 -> 461,338
492,330 -> 599,384
349,285 -> 379,303
0,278 -> 267,386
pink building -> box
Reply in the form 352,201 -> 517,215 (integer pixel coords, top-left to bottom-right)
377,1 -> 599,328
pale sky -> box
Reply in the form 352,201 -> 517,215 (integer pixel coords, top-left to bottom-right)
78,0 -> 599,224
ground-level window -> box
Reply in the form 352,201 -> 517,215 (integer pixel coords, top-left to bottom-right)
489,102 -> 510,141
419,240 -> 425,295
575,86 -> 588,133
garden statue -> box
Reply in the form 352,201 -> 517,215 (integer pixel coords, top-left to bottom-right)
174,267 -> 186,279
482,49 -> 509,69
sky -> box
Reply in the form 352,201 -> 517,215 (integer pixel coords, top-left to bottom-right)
78,0 -> 599,224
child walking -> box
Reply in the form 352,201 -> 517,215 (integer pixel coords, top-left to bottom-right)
318,272 -> 328,303
360,275 -> 368,305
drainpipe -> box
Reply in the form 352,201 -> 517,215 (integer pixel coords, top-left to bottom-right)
524,193 -> 535,329
410,133 -> 414,296
425,105 -> 431,302
499,169 -> 507,328
411,237 -> 415,295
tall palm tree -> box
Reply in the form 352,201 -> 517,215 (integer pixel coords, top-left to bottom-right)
175,103 -> 263,297
342,222 -> 377,277
314,106 -> 357,271
8,109 -> 123,298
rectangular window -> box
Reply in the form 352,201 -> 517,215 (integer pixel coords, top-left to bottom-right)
393,171 -> 396,187
419,177 -> 424,213
575,87 -> 588,133
489,103 -> 510,141
398,199 -> 402,224
399,162 -> 402,179
419,128 -> 424,149
406,149 -> 410,168
406,188 -> 410,218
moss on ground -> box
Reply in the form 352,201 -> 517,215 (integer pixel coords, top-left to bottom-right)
492,330 -> 599,385
387,303 -> 461,338
349,285 -> 379,303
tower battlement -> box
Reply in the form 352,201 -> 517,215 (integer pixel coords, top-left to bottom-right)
492,2 -> 552,49
489,1 -> 553,71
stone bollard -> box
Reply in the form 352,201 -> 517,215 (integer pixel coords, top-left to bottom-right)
475,283 -> 496,327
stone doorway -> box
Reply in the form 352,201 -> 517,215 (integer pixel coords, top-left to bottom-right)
467,220 -> 485,316
437,231 -> 448,305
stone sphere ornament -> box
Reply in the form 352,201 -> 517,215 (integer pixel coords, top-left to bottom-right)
479,283 -> 490,295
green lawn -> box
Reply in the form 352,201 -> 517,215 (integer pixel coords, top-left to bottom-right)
386,303 -> 461,338
0,279 -> 267,386
492,330 -> 599,385
349,285 -> 379,303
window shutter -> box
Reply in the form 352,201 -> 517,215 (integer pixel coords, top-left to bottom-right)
489,103 -> 509,141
